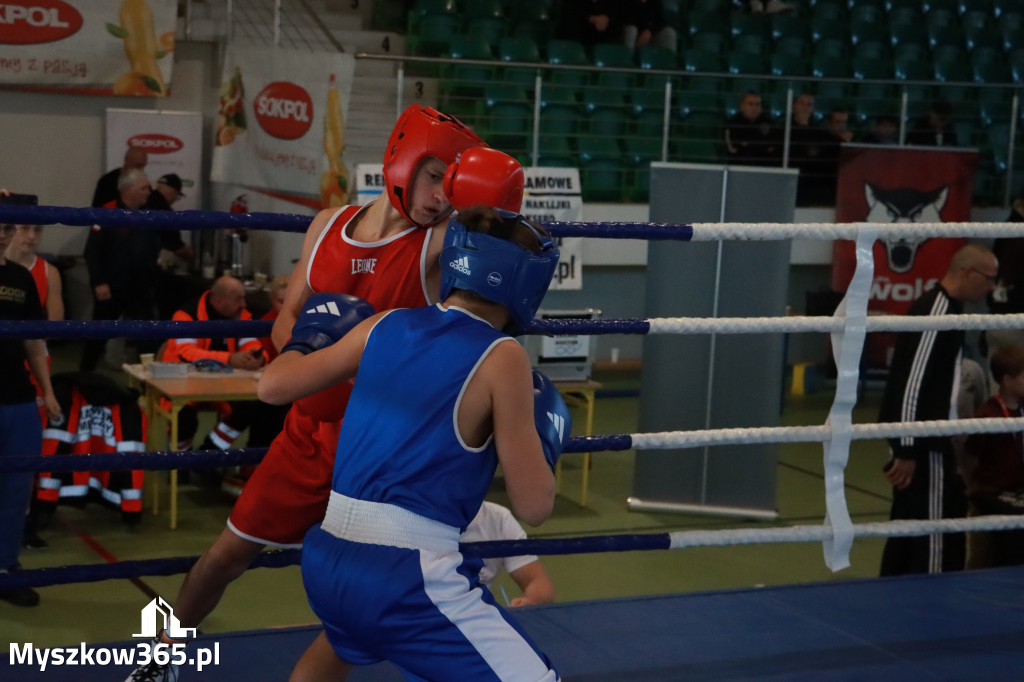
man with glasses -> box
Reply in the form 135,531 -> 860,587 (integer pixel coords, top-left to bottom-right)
878,244 -> 999,576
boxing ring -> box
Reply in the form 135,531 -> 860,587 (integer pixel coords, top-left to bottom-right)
3,204 -> 1024,680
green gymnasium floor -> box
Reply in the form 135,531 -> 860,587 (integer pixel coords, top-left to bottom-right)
0,346 -> 894,650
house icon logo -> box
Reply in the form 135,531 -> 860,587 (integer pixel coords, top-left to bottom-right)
133,597 -> 197,639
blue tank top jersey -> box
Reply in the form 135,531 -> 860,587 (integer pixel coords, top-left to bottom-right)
333,303 -> 512,530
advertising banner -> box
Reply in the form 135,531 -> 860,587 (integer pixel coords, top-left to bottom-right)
523,167 -> 582,291
831,144 -> 977,366
0,0 -> 177,95
210,45 -> 356,208
105,108 -> 202,210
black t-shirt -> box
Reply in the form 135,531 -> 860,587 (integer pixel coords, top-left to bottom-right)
0,260 -> 45,404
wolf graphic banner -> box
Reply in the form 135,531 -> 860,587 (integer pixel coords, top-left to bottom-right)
0,0 -> 178,95
831,144 -> 977,367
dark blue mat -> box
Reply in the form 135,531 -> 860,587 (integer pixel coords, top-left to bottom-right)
7,567 -> 1024,681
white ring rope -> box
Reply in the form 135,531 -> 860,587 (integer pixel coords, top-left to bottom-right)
666,515 -> 1024,550
646,313 -> 1024,335
629,417 -> 1024,450
684,221 -> 1024,241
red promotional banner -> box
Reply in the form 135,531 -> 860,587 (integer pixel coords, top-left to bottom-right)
831,144 -> 977,367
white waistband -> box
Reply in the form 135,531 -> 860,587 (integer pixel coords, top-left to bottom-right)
321,491 -> 460,553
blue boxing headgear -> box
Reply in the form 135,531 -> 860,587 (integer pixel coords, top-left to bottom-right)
439,209 -> 559,335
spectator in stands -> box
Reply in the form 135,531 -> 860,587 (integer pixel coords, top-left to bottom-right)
558,0 -> 624,50
907,100 -> 958,147
964,345 -> 1024,567
724,92 -> 781,167
91,146 -> 148,208
865,114 -> 900,145
817,108 -> 854,205
80,168 -> 161,371
984,186 -> 1024,379
622,0 -> 677,53
787,93 -> 834,206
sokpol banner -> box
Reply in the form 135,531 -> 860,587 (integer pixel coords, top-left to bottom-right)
105,108 -> 203,210
831,144 -> 977,367
210,45 -> 356,208
0,0 -> 177,96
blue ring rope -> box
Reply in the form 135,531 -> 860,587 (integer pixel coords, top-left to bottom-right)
0,204 -> 694,241
0,436 -> 629,473
0,318 -> 651,339
0,534 -> 672,589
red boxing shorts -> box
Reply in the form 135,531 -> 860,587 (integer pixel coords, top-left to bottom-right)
227,402 -> 341,547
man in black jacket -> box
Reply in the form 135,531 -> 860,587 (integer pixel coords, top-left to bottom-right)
878,244 -> 998,576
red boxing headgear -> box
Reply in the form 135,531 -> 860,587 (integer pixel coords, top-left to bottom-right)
382,104 -> 485,227
443,147 -> 525,213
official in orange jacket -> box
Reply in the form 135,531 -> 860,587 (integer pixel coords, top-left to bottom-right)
160,276 -> 266,451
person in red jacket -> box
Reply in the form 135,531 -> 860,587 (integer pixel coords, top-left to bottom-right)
160,275 -> 265,451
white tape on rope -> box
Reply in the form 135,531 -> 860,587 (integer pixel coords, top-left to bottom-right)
821,223 -> 877,571
666,515 -> 1024,549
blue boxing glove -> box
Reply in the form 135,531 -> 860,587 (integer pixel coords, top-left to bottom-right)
282,293 -> 375,355
532,370 -> 572,471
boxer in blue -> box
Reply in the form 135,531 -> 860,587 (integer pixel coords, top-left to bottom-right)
258,205 -> 569,681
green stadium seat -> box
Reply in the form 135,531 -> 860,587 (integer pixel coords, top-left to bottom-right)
1010,48 -> 1024,83
775,35 -> 809,57
771,53 -> 811,77
625,137 -> 662,202
465,16 -> 507,46
637,45 -> 677,70
771,14 -> 808,41
686,12 -> 729,37
812,55 -> 850,79
890,23 -> 928,51
408,13 -> 460,60
999,12 -> 1024,50
690,31 -> 727,53
539,87 -> 580,136
465,0 -> 503,20
577,137 -> 625,202
894,58 -> 931,81
813,37 -> 850,60
672,138 -> 719,165
682,47 -> 723,73
732,34 -> 766,55
592,44 -> 635,90
483,83 -> 533,155
888,6 -> 922,28
546,39 -> 589,88
536,135 -> 575,169
728,51 -> 769,75
730,13 -> 770,39
853,41 -> 891,62
853,57 -> 893,80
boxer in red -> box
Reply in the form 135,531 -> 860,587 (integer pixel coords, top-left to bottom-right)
125,105 -> 526,682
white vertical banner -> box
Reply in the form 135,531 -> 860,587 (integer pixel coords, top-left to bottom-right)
105,108 -> 203,209
523,167 -> 583,290
210,45 -> 356,208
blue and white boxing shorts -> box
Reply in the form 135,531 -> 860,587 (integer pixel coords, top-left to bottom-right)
302,492 -> 559,681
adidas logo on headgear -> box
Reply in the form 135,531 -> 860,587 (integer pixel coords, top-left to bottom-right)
307,300 -> 344,316
449,255 -> 471,276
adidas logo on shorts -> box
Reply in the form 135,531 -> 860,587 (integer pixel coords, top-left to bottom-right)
307,301 -> 344,316
449,256 -> 471,276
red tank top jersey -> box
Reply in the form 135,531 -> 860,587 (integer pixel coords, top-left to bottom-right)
306,205 -> 430,311
28,256 -> 47,308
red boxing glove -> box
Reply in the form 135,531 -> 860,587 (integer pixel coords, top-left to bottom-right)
443,147 -> 525,213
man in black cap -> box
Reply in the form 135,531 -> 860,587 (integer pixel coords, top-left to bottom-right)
145,173 -> 199,318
